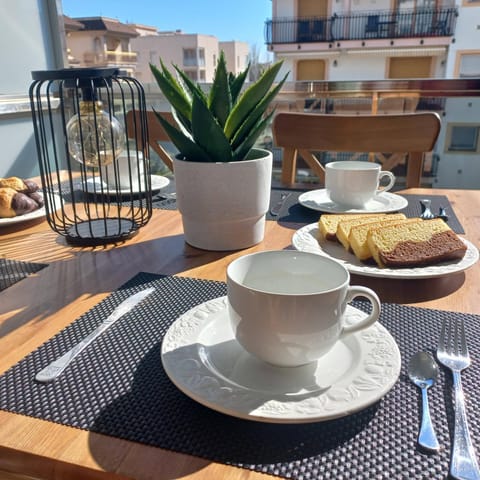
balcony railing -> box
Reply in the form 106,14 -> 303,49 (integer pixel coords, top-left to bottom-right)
265,7 -> 457,44
83,51 -> 138,66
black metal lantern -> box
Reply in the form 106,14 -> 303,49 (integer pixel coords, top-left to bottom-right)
29,67 -> 152,245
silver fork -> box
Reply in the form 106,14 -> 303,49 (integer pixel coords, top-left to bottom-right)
437,319 -> 480,480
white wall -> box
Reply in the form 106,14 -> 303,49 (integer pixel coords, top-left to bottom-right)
275,0 -> 295,18
445,2 -> 480,78
220,41 -> 250,75
0,0 -> 65,177
434,97 -> 480,189
132,33 -> 220,84
329,54 -> 387,80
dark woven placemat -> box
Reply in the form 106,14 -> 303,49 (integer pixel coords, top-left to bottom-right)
1,272 -> 479,478
53,180 -> 464,234
271,189 -> 464,233
0,258 -> 48,292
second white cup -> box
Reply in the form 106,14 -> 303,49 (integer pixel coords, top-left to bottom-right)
325,160 -> 395,209
227,250 -> 381,367
100,150 -> 146,190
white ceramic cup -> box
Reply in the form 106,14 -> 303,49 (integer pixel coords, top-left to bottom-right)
325,161 -> 395,209
226,250 -> 381,367
100,150 -> 145,189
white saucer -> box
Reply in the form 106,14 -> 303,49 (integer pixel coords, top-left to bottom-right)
292,223 -> 479,279
161,297 -> 401,424
82,174 -> 170,195
298,189 -> 408,214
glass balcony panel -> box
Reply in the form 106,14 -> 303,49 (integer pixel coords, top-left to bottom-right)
114,78 -> 480,190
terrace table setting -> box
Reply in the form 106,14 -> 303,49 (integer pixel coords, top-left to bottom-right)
1,186 -> 480,480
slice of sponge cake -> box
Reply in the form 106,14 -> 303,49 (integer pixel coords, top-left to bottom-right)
318,213 -> 382,241
336,213 -> 406,251
367,218 -> 467,268
350,217 -> 421,261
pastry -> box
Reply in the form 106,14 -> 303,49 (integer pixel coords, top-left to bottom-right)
0,177 -> 42,218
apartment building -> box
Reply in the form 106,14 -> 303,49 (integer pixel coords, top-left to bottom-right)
64,16 -> 139,76
131,29 -> 250,84
64,16 -> 250,85
265,0 -> 480,188
266,0 -> 462,82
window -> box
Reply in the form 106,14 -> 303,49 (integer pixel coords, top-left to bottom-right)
199,70 -> 206,82
183,48 -> 196,66
184,70 -> 198,81
446,124 -> 480,153
198,48 -> 205,67
458,53 -> 480,78
184,48 -> 205,67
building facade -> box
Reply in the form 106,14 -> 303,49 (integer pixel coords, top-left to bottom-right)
64,16 -> 139,76
265,0 -> 480,188
266,0 -> 463,82
64,17 -> 250,85
131,29 -> 249,84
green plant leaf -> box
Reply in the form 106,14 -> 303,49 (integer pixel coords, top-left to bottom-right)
224,60 -> 283,140
170,108 -> 193,138
228,64 -> 249,104
150,61 -> 192,126
230,72 -> 287,150
208,51 -> 231,128
173,64 -> 208,104
153,110 -> 211,162
232,110 -> 275,161
191,95 -> 232,162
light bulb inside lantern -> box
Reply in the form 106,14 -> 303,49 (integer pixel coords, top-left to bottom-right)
66,99 -> 125,167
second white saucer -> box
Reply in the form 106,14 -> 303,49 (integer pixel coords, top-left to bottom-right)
82,174 -> 170,195
298,189 -> 408,214
161,296 -> 401,424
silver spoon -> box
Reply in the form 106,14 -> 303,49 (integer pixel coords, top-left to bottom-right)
408,351 -> 440,452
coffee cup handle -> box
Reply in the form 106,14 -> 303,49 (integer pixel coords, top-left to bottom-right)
377,171 -> 395,194
340,286 -> 381,337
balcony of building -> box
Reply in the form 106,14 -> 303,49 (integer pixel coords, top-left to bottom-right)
83,50 -> 137,67
265,7 -> 458,46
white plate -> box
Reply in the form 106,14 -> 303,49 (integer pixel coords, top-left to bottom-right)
292,223 -> 479,279
298,189 -> 408,214
82,174 -> 170,195
0,193 -> 61,227
161,296 -> 401,424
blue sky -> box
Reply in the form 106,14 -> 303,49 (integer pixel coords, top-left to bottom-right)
61,0 -> 273,60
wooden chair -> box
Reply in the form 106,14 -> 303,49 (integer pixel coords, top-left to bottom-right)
126,110 -> 176,172
272,112 -> 441,188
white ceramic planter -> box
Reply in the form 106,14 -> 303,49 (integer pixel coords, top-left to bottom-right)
173,148 -> 273,251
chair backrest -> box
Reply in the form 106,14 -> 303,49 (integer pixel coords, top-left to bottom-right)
126,110 -> 175,172
272,112 -> 441,188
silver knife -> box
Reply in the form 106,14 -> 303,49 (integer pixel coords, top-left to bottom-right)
35,287 -> 155,383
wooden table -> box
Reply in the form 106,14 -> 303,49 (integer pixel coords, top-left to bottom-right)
1,187 -> 479,480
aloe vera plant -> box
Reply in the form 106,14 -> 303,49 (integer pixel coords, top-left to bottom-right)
150,51 -> 286,162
